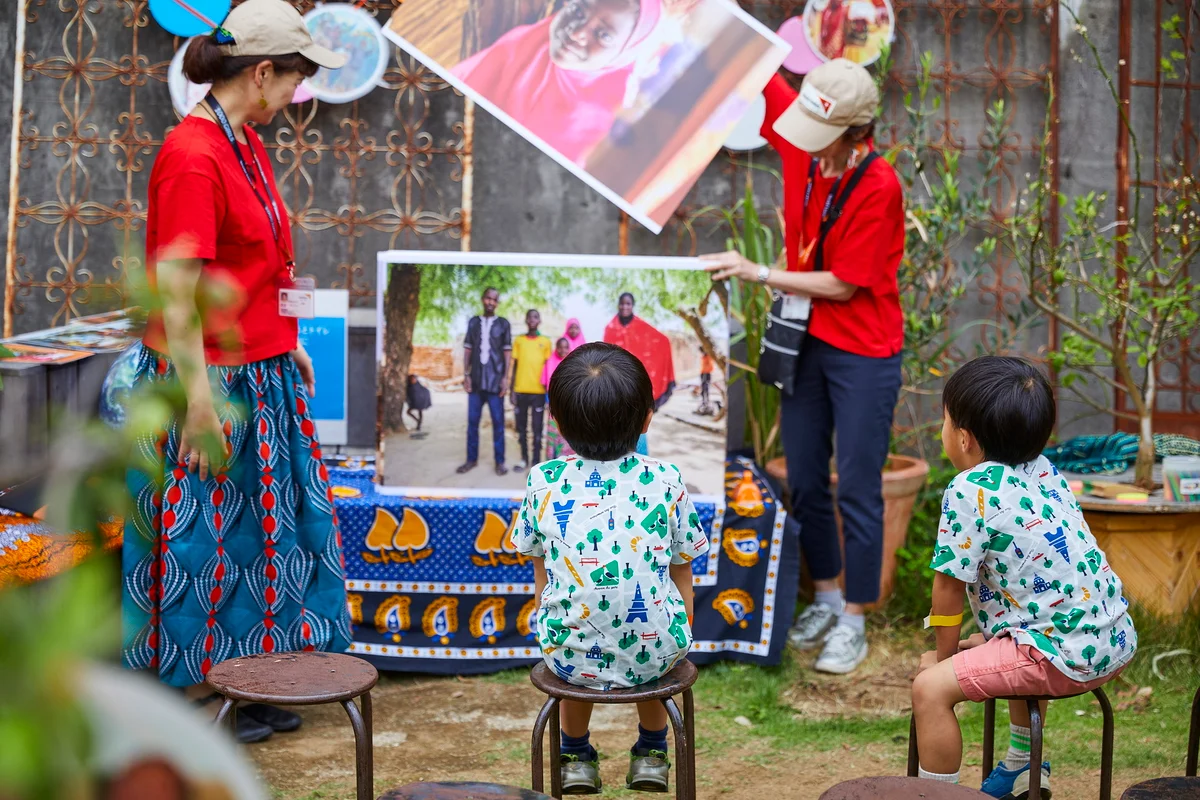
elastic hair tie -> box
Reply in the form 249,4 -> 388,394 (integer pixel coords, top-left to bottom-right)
213,27 -> 236,45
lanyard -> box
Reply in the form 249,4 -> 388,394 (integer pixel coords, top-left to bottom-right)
204,95 -> 294,275
798,149 -> 877,271
803,158 -> 847,229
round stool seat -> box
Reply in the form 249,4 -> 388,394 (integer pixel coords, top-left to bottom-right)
1120,777 -> 1200,799
207,651 -> 377,705
820,777 -> 991,799
529,659 -> 698,703
379,783 -> 553,799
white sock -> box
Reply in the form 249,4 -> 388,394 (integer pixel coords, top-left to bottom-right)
814,589 -> 845,613
918,766 -> 960,784
838,612 -> 865,634
1005,724 -> 1032,769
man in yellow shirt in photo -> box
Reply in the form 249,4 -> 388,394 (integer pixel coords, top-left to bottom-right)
510,309 -> 553,470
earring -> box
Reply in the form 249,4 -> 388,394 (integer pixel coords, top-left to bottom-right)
258,93 -> 268,110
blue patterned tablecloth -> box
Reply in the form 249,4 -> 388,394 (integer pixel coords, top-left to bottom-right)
329,457 -> 799,674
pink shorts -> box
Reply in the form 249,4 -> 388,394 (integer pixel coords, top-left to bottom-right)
952,636 -> 1117,703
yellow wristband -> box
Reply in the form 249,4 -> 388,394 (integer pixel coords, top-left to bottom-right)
923,612 -> 964,629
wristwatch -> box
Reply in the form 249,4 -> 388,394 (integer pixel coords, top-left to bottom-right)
756,265 -> 771,284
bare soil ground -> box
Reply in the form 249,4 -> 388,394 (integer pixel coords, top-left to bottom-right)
252,631 -> 1170,799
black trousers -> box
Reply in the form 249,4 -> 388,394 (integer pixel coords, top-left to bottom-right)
514,392 -> 546,464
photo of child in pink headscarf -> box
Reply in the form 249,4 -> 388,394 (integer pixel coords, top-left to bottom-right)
452,0 -> 663,165
384,0 -> 789,233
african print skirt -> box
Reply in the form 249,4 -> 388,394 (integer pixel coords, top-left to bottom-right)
121,345 -> 352,687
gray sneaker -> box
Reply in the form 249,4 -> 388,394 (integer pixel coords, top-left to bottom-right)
786,602 -> 839,651
561,753 -> 601,795
627,749 -> 670,793
813,623 -> 868,674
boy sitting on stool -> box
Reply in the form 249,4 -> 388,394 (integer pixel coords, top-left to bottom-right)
912,356 -> 1137,798
514,342 -> 710,794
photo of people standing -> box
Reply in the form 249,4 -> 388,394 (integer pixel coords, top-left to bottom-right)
458,288 -> 513,476
377,255 -> 727,497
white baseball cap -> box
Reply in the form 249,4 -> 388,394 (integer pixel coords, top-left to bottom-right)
773,58 -> 879,153
218,0 -> 347,70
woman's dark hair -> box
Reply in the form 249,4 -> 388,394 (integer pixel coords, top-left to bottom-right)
845,120 -> 876,144
183,34 -> 319,86
548,342 -> 653,461
942,356 -> 1056,466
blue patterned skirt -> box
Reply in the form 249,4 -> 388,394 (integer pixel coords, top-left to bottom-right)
121,345 -> 352,687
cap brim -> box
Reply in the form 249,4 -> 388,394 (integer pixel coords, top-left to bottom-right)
772,102 -> 846,153
301,43 -> 347,70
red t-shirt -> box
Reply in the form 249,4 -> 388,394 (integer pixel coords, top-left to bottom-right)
761,74 -> 905,359
142,116 -> 298,367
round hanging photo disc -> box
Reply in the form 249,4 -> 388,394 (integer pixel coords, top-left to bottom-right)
168,38 -> 212,119
149,0 -> 231,39
302,3 -> 389,105
802,0 -> 895,67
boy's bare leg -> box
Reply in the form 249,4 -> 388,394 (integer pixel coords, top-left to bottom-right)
1007,698 -> 1047,729
912,657 -> 970,774
637,699 -> 668,733
560,699 -> 594,738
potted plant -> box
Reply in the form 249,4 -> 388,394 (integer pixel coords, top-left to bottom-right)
1004,24 -> 1200,617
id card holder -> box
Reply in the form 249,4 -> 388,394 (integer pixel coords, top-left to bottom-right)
780,293 -> 812,321
278,276 -> 315,319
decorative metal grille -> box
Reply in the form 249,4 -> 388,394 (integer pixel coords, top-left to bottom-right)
1116,0 -> 1199,436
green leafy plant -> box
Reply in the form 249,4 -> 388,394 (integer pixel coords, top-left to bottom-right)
692,171 -> 784,465
1005,19 -> 1200,489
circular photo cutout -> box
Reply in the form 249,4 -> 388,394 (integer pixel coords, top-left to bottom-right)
803,0 -> 895,66
303,3 -> 389,105
149,0 -> 230,38
167,38 -> 211,119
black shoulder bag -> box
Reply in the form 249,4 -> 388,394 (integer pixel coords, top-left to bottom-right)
757,151 -> 879,395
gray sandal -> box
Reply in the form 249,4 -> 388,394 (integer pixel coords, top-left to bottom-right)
561,753 -> 602,795
627,750 -> 670,793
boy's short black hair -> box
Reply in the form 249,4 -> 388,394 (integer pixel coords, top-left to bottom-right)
548,342 -> 652,462
943,356 -> 1056,466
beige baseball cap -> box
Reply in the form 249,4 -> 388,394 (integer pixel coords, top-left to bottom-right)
218,0 -> 347,70
773,58 -> 879,153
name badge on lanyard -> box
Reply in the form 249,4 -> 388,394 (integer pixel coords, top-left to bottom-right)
205,94 -> 313,319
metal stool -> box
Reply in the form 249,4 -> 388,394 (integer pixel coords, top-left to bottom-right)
379,783 -> 553,799
907,686 -> 1114,800
208,651 -> 377,800
820,777 -> 991,798
1119,686 -> 1200,799
529,659 -> 698,800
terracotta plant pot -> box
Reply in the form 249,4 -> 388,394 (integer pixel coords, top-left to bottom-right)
765,454 -> 930,608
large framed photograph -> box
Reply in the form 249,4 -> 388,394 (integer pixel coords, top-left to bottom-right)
376,251 -> 728,499
383,0 -> 789,233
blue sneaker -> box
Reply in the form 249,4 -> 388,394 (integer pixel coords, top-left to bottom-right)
981,761 -> 1052,799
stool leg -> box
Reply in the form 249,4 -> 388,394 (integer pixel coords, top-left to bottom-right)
1189,687 -> 1200,777
664,697 -> 692,800
214,697 -> 237,730
683,689 -> 697,799
982,698 -> 996,780
1094,688 -> 1113,800
1027,699 -> 1042,799
906,715 -> 918,777
342,695 -> 372,800
531,696 -> 557,794
550,700 -> 562,799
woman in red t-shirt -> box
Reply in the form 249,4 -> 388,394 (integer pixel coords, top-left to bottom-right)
121,0 -> 351,744
703,59 -> 904,676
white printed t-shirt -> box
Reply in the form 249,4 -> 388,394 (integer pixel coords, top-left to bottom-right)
514,454 -> 710,690
932,455 -> 1137,680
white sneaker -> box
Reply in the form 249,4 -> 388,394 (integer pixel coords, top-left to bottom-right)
813,623 -> 868,674
513,460 -> 528,471
786,602 -> 839,651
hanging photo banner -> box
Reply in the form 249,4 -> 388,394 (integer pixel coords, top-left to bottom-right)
148,0 -> 231,38
722,94 -> 767,151
302,3 -> 389,105
777,16 -> 825,74
802,0 -> 895,66
168,38 -> 211,119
